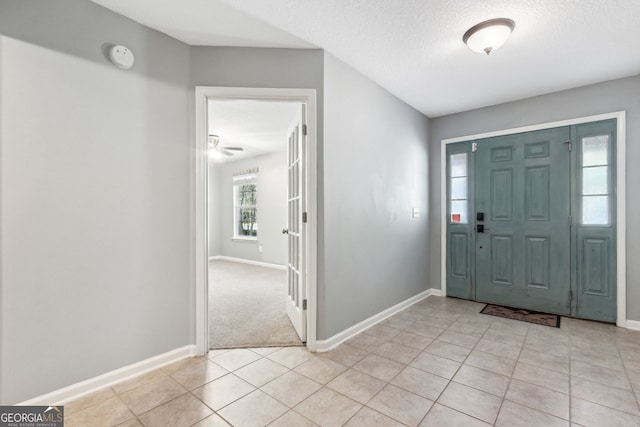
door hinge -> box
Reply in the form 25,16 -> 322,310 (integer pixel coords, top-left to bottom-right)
302,299 -> 307,310
472,142 -> 478,152
569,290 -> 573,302
568,215 -> 572,226
302,212 -> 308,223
565,140 -> 572,151
302,124 -> 307,136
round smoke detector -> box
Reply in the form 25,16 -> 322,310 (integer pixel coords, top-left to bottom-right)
109,45 -> 135,70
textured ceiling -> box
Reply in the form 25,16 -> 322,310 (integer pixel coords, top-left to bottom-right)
91,0 -> 640,117
208,100 -> 299,163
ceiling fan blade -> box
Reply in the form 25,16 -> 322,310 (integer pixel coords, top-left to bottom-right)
220,150 -> 235,156
220,146 -> 244,151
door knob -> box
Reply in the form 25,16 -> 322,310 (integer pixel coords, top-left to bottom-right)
282,229 -> 289,234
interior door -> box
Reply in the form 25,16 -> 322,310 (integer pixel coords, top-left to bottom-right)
474,127 -> 572,314
285,105 -> 306,341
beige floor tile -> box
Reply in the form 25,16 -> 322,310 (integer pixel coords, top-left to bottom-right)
410,352 -> 461,379
206,349 -> 231,358
138,393 -> 212,427
571,397 -> 640,427
489,318 -> 531,335
111,369 -> 168,395
420,403 -> 491,426
233,358 -> 289,387
364,324 -> 401,340
65,397 -> 134,427
326,368 -> 387,404
161,357 -> 203,375
437,382 -> 502,424
571,376 -> 640,415
347,333 -> 388,351
505,379 -> 569,420
270,410 -> 318,427
64,387 -> 117,415
517,347 -> 570,375
496,400 -> 569,427
352,354 -> 404,382
456,313 -> 492,326
294,387 -> 362,427
344,407 -> 405,427
371,341 -> 422,364
294,356 -> 347,384
116,418 -> 143,427
483,328 -> 525,347
391,331 -> 433,350
452,365 -> 510,397
120,376 -> 187,415
513,362 -> 569,394
524,336 -> 570,358
571,348 -> 625,372
191,413 -> 231,426
249,347 -> 281,356
210,349 -> 262,371
447,321 -> 489,338
170,359 -> 228,390
261,371 -> 322,407
571,360 -> 631,390
437,330 -> 480,348
380,316 -> 415,331
464,349 -> 516,377
475,338 -> 521,360
192,373 -> 255,411
405,322 -> 446,339
267,346 -> 315,369
425,340 -> 471,362
391,366 -> 449,400
318,343 -> 368,367
217,390 -> 288,427
415,315 -> 455,330
367,384 -> 433,426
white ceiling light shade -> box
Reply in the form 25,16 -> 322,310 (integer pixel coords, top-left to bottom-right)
463,18 -> 515,55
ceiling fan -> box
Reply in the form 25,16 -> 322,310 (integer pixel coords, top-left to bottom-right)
208,134 -> 244,157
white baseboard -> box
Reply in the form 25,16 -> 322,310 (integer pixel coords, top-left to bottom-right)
626,320 -> 640,331
315,289 -> 440,352
210,255 -> 286,271
18,345 -> 196,406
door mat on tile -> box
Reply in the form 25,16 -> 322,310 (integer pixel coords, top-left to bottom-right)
480,304 -> 561,328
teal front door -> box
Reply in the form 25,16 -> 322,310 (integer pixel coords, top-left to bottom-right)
445,120 -> 617,322
474,127 -> 572,314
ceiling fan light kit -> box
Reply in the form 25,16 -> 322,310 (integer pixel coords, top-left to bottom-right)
463,18 -> 515,55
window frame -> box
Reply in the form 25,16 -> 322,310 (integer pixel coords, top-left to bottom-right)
232,173 -> 258,240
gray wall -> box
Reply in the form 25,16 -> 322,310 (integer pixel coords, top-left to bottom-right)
429,74 -> 640,321
0,0 -> 191,404
212,152 -> 288,265
321,53 -> 430,339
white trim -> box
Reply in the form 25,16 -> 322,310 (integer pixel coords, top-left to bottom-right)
315,290 -> 439,352
440,111 -> 627,326
18,346 -> 195,406
211,255 -> 286,271
195,86 -> 318,354
625,320 -> 640,331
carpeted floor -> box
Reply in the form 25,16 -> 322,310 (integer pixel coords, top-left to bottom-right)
208,259 -> 302,349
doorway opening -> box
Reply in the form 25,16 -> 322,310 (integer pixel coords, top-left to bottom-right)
195,87 -> 318,356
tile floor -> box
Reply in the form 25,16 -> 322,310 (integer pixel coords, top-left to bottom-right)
64,296 -> 640,426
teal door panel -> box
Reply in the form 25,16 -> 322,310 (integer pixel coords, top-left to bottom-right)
573,120 -> 617,322
446,142 -> 474,299
475,127 -> 572,315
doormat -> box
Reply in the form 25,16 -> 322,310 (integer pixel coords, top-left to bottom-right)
480,304 -> 561,328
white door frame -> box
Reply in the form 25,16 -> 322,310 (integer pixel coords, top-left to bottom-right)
195,86 -> 318,355
440,111 -> 628,328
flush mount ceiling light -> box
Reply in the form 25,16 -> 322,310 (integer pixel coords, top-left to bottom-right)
463,18 -> 515,55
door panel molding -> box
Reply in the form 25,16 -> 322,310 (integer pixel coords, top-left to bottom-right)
441,111 -> 627,327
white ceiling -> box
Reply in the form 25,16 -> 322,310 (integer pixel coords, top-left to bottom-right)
91,0 -> 640,117
208,100 -> 299,163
